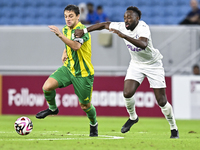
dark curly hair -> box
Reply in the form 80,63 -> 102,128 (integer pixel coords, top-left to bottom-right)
126,6 -> 141,20
64,5 -> 80,16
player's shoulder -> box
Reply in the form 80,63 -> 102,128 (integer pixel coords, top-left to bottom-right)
75,22 -> 86,29
63,25 -> 68,30
138,20 -> 149,28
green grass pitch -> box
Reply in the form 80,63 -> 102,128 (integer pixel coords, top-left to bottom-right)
0,115 -> 200,150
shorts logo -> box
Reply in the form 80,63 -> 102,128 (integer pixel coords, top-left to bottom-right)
84,97 -> 89,101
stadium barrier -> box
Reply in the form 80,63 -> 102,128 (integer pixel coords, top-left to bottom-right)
0,75 -> 172,117
172,75 -> 200,119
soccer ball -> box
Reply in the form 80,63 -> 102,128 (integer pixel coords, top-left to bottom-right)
14,116 -> 33,135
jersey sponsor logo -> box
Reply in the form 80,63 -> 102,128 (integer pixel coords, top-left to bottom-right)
127,44 -> 144,52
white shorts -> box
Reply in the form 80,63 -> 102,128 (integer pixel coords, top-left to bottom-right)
125,60 -> 166,88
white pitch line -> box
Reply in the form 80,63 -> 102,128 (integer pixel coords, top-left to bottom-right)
0,134 -> 124,141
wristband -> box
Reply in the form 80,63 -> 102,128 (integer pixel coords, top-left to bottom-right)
83,28 -> 88,34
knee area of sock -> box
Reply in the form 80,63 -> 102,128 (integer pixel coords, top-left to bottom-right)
160,101 -> 172,110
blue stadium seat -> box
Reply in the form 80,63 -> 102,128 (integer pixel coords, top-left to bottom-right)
35,16 -> 49,25
49,17 -> 65,25
177,5 -> 191,17
0,0 -> 191,25
103,6 -> 114,20
177,0 -> 189,6
22,0 -> 35,7
166,16 -> 182,25
151,6 -> 165,17
137,0 -> 153,7
0,0 -> 8,7
139,6 -> 153,18
150,16 -> 166,25
23,17 -> 36,25
100,0 -> 113,7
141,16 -> 152,25
23,7 -> 39,18
127,0 -> 139,7
1,7 -> 13,18
0,16 -> 12,25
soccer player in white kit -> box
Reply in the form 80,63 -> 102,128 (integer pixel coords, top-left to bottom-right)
75,6 -> 179,138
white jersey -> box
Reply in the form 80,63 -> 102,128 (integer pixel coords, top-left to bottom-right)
109,21 -> 163,64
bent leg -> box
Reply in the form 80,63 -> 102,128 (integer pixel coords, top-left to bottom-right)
79,102 -> 97,125
123,79 -> 140,120
121,80 -> 140,133
79,102 -> 98,137
72,75 -> 97,125
154,88 -> 178,130
42,77 -> 59,110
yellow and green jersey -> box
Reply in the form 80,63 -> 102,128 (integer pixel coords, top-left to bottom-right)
62,22 -> 94,77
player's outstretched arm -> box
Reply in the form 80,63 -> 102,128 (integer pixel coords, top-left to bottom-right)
110,28 -> 148,49
75,22 -> 111,38
49,25 -> 81,51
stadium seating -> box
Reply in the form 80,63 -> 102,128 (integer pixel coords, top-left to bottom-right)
0,0 -> 191,25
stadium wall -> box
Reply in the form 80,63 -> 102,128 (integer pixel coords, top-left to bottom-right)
172,75 -> 200,119
0,75 -> 2,115
1,75 -> 172,117
0,26 -> 200,76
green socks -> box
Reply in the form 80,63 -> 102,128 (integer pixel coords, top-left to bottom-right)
84,105 -> 97,125
43,89 -> 57,110
43,89 -> 97,125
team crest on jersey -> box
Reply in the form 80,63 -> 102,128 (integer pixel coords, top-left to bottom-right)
134,34 -> 139,39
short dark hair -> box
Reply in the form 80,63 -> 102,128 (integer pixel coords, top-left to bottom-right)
87,2 -> 94,7
97,5 -> 102,10
126,6 -> 141,19
193,64 -> 199,69
64,5 -> 80,16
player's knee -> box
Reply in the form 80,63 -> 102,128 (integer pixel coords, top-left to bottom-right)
42,84 -> 51,91
43,80 -> 57,91
79,102 -> 91,110
157,97 -> 167,107
123,91 -> 134,98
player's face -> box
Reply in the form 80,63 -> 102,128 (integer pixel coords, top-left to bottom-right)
124,10 -> 139,30
64,10 -> 80,29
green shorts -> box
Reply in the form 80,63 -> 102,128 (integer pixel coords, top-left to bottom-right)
49,66 -> 94,104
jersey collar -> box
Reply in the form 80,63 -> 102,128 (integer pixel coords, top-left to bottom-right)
66,22 -> 82,30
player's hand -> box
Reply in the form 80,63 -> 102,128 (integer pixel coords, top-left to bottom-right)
48,25 -> 62,37
110,28 -> 126,38
62,55 -> 67,64
62,49 -> 68,64
75,29 -> 84,38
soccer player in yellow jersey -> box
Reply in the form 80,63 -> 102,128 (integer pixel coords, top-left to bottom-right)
36,5 -> 98,137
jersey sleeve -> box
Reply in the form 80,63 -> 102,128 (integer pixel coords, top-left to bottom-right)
81,32 -> 90,43
74,38 -> 84,45
109,22 -> 121,30
138,24 -> 150,39
74,28 -> 90,44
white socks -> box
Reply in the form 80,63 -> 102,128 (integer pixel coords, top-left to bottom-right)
160,102 -> 178,130
124,96 -> 138,120
125,96 -> 178,130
